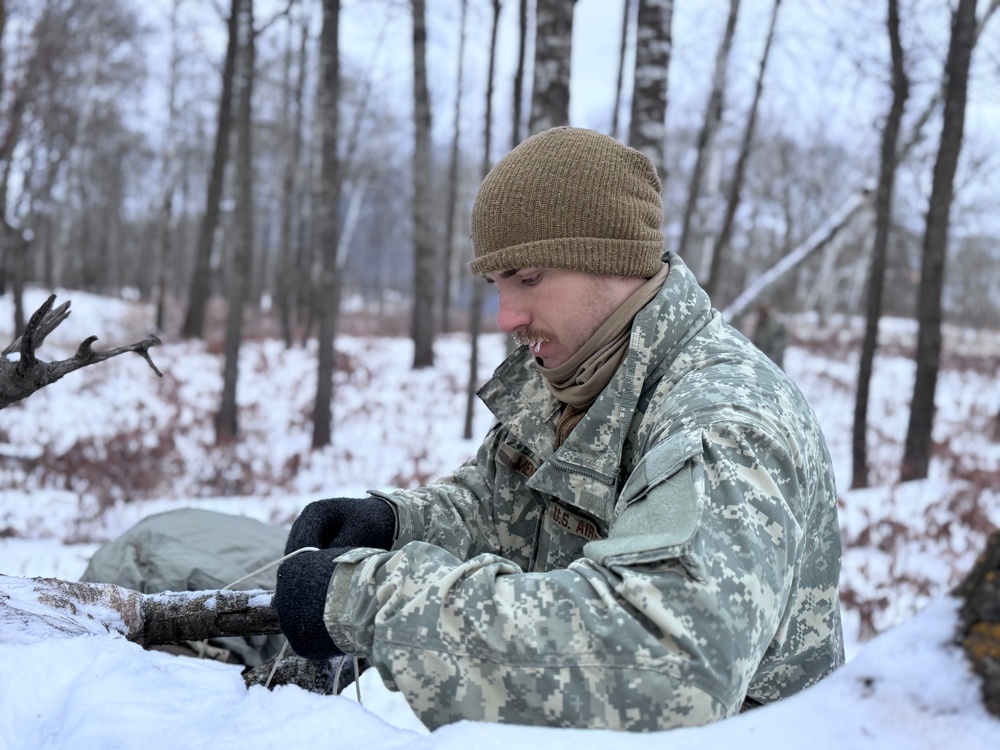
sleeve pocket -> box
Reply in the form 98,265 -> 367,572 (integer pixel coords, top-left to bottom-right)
584,431 -> 704,568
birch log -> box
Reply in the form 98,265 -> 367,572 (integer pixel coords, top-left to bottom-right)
0,574 -> 279,647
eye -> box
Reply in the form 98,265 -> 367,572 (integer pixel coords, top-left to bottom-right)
521,273 -> 541,287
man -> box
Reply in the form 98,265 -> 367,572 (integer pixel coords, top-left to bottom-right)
274,127 -> 844,731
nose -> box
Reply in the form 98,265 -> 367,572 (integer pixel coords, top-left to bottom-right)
496,290 -> 530,334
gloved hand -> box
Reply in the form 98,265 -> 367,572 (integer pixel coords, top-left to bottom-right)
284,496 -> 395,554
273,547 -> 347,660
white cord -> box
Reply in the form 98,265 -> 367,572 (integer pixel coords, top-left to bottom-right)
220,545 -> 362,701
265,640 -> 290,688
222,546 -> 321,590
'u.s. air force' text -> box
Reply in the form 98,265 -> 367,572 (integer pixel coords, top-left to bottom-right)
551,504 -> 601,541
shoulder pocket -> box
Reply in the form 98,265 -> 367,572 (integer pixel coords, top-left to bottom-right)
585,431 -> 704,568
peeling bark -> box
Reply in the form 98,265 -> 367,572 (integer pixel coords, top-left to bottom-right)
0,574 -> 277,646
954,530 -> 1000,718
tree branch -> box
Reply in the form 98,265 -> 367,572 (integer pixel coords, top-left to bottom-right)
0,574 -> 358,696
136,588 -> 281,648
0,294 -> 162,410
0,574 -> 278,646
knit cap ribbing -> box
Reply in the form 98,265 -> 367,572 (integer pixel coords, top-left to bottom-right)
469,127 -> 664,278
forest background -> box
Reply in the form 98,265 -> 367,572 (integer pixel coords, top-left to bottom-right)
3,0 -> 1000,463
1,0 -> 1000,657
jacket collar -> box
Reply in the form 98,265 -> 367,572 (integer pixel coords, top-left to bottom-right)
477,253 -> 713,520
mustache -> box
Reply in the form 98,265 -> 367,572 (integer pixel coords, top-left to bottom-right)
512,329 -> 553,347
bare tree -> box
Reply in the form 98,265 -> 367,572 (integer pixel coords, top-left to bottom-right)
217,0 -> 257,443
441,0 -> 469,335
720,1 -> 999,321
1,0 -> 142,329
181,0 -> 241,340
511,0 -> 529,148
276,9 -> 309,348
465,0 -> 502,440
411,0 -> 435,368
628,0 -> 673,181
155,0 -> 184,334
611,0 -> 634,141
901,0 -> 978,482
704,0 -> 779,304
529,0 -> 575,135
677,0 -> 741,261
311,0 -> 341,448
851,0 -> 908,490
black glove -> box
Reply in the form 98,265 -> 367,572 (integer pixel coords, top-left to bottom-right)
273,547 -> 347,660
284,496 -> 395,554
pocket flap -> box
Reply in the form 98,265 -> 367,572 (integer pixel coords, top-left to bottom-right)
585,432 -> 704,568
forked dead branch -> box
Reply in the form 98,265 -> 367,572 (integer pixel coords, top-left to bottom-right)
0,293 -> 162,410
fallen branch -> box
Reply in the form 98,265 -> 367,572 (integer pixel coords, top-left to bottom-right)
722,189 -> 875,321
0,293 -> 162,410
0,574 -> 279,647
135,587 -> 281,648
0,574 -> 357,695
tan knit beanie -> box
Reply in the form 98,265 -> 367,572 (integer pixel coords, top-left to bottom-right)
469,126 -> 664,278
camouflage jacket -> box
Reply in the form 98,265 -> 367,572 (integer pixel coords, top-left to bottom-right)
325,253 -> 844,731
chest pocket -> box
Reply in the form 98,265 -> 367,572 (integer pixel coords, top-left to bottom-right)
584,431 -> 705,570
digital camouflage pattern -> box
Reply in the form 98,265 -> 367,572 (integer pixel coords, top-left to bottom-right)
324,253 -> 844,731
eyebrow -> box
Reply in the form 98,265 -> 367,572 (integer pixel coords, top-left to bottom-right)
484,269 -> 519,284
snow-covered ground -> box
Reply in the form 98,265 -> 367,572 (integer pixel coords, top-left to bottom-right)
1,288 -> 998,748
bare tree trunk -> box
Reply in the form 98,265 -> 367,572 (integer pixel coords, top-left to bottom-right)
851,0 -> 908,490
311,0 -> 341,448
277,15 -> 309,349
628,0 -> 673,181
0,0 -> 5,100
181,0 -> 241,340
465,0 -> 502,440
901,0 -> 978,482
217,0 -> 256,444
677,0 -> 741,260
155,188 -> 174,333
529,0 -> 574,135
512,0 -> 529,148
411,0 -> 435,368
704,0 -> 778,305
611,0 -> 634,140
441,0 -> 469,335
0,3 -> 51,317
6,231 -> 26,336
155,0 -> 183,334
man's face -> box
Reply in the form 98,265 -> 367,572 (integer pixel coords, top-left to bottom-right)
484,267 -> 644,368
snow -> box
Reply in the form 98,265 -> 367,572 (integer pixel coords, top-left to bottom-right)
1,288 -> 999,748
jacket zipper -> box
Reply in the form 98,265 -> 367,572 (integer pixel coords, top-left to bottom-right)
545,456 -> 616,486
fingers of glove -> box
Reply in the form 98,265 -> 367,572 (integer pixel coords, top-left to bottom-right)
329,497 -> 396,551
273,548 -> 345,661
284,497 -> 396,554
284,498 -> 353,553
